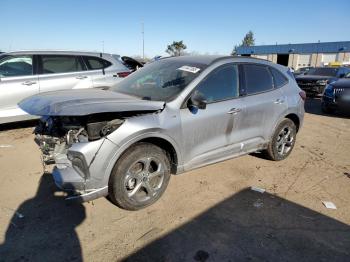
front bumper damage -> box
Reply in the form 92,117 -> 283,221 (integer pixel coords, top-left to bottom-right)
45,136 -> 119,203
52,167 -> 108,202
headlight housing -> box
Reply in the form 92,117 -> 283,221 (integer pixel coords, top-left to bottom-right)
67,151 -> 89,179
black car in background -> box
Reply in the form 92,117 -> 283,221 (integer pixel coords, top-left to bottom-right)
293,66 -> 313,76
295,67 -> 350,96
322,72 -> 350,114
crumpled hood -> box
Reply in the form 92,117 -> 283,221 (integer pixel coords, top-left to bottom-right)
19,89 -> 165,116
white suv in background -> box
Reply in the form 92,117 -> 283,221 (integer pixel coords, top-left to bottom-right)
0,51 -> 131,124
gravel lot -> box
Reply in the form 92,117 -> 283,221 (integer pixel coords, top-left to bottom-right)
0,98 -> 349,262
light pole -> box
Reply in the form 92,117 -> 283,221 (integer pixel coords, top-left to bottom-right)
142,21 -> 144,60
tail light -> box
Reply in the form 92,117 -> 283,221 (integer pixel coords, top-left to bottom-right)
299,91 -> 306,101
116,71 -> 131,78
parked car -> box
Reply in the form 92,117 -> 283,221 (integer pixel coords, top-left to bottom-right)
322,72 -> 350,114
0,50 -> 131,124
121,56 -> 144,72
19,56 -> 305,210
293,66 -> 313,76
112,55 -> 144,72
295,66 -> 350,96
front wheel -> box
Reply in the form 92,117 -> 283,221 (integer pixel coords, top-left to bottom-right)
108,143 -> 171,210
265,118 -> 297,161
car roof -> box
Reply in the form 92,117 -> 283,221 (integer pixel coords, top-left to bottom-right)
2,50 -> 118,57
158,55 -> 274,66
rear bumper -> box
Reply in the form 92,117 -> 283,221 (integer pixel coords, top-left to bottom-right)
52,167 -> 108,202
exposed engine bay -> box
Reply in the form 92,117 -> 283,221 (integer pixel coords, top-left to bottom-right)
35,112 -> 130,164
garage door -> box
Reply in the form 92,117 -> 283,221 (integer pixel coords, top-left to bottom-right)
322,53 -> 338,64
255,55 -> 268,60
297,54 -> 311,68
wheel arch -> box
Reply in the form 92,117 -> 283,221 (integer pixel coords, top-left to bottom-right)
284,113 -> 300,132
103,133 -> 182,188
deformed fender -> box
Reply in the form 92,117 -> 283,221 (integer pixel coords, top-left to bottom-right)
100,132 -> 183,188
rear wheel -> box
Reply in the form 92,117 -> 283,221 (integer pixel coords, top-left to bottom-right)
265,118 -> 297,161
108,143 -> 171,210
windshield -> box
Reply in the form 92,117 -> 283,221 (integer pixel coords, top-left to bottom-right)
306,67 -> 338,77
111,59 -> 206,101
345,72 -> 350,78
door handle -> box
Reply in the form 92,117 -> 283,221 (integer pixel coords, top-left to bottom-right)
274,99 -> 285,104
22,81 -> 36,86
227,108 -> 241,114
76,75 -> 88,80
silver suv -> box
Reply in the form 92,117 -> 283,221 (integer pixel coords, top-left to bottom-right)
20,56 -> 305,210
0,51 -> 130,123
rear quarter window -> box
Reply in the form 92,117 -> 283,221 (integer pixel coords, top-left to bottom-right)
270,67 -> 288,88
83,56 -> 112,70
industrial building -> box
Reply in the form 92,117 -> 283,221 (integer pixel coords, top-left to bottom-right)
236,41 -> 350,69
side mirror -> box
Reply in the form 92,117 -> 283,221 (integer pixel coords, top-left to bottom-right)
188,91 -> 207,110
339,73 -> 345,78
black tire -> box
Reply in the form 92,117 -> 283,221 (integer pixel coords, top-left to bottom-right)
321,102 -> 334,114
265,118 -> 297,161
108,142 -> 171,210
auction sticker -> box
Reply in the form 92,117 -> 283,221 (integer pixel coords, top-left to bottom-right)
177,65 -> 201,74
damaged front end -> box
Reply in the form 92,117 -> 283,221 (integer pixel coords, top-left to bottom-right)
35,113 -> 124,165
19,89 -> 166,202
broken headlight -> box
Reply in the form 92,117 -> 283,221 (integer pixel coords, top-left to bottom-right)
67,151 -> 89,179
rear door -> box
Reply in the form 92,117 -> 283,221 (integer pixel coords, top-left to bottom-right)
180,63 -> 245,170
0,55 -> 39,119
239,64 -> 287,152
82,55 -> 115,88
38,55 -> 92,93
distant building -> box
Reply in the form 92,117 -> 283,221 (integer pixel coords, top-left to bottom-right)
236,41 -> 350,69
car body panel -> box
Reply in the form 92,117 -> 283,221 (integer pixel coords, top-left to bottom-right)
18,89 -> 165,116
322,78 -> 350,113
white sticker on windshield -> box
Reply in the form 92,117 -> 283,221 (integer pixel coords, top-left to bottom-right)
177,65 -> 201,74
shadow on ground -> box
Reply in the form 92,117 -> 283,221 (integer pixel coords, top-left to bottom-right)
0,173 -> 85,262
124,189 -> 350,262
0,119 -> 38,131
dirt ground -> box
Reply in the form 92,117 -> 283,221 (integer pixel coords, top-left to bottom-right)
0,98 -> 349,262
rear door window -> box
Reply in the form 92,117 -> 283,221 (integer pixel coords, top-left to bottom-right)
270,67 -> 288,88
196,64 -> 239,103
0,55 -> 33,77
243,64 -> 274,95
83,56 -> 112,70
41,55 -> 84,74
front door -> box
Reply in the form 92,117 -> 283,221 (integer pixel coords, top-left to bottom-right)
180,63 -> 245,170
0,55 -> 39,121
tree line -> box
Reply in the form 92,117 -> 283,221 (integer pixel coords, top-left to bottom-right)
165,31 -> 255,57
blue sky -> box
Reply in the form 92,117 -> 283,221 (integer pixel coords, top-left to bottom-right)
2,0 -> 350,57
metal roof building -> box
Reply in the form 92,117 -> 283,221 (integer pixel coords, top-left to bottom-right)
236,41 -> 350,69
